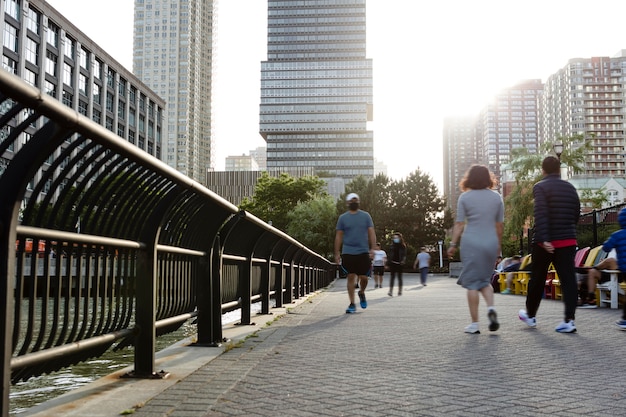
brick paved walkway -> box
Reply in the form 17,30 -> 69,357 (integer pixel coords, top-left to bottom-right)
25,273 -> 626,416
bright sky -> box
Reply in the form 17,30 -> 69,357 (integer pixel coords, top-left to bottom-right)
47,0 -> 626,191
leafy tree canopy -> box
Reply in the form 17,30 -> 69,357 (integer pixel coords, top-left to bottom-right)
286,196 -> 337,259
239,172 -> 328,231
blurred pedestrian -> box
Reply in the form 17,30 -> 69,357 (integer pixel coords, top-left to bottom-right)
372,242 -> 387,289
448,164 -> 504,334
519,156 -> 581,333
387,232 -> 407,296
335,193 -> 377,314
413,246 -> 431,286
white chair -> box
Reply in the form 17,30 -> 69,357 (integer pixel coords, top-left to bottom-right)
597,270 -> 624,309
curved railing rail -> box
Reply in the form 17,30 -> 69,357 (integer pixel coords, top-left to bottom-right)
0,70 -> 333,415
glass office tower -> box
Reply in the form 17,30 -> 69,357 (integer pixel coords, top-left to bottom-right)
260,0 -> 374,180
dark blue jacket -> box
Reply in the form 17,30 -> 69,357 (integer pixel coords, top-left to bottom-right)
602,208 -> 626,272
532,174 -> 580,244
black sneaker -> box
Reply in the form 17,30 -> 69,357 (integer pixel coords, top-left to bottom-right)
488,310 -> 499,331
358,292 -> 367,309
346,303 -> 356,314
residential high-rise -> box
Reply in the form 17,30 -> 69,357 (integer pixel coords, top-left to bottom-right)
480,80 -> 543,180
442,116 -> 481,210
133,0 -> 217,184
540,54 -> 626,177
260,0 -> 374,183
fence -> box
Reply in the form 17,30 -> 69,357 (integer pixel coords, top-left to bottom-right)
0,70 -> 333,416
515,201 -> 626,256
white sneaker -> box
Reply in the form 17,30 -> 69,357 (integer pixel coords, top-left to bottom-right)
518,309 -> 537,328
555,320 -> 577,333
464,323 -> 480,334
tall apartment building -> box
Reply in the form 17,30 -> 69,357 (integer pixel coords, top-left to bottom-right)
540,54 -> 626,177
442,116 -> 481,210
133,0 -> 216,184
259,0 -> 374,184
0,0 -> 164,179
480,79 -> 543,180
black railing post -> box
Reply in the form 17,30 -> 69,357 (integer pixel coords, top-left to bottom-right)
592,209 -> 598,247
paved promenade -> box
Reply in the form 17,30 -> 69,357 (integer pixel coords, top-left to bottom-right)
24,273 -> 626,416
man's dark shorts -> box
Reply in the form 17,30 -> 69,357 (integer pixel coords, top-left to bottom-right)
342,253 -> 371,276
373,265 -> 385,275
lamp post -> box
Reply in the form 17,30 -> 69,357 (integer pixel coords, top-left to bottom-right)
553,142 -> 564,177
553,142 -> 564,161
438,240 -> 444,268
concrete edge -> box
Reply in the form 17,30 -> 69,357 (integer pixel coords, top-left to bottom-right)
19,285 -> 332,417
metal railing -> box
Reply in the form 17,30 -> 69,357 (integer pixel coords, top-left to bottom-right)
0,70 -> 333,416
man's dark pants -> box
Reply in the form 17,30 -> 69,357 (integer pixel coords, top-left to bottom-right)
527,244 -> 577,321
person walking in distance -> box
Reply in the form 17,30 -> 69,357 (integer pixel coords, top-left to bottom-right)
372,243 -> 387,289
447,164 -> 504,334
519,156 -> 581,333
413,246 -> 431,286
335,193 -> 377,314
387,232 -> 407,296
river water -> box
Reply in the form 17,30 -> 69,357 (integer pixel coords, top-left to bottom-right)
9,306 -> 260,415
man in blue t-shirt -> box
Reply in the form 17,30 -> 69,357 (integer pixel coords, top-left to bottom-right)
335,193 -> 377,314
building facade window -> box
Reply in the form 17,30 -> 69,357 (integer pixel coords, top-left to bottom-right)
26,6 -> 41,35
64,35 -> 75,59
4,0 -> 19,20
3,24 -> 18,53
46,22 -> 59,48
63,62 -> 73,86
2,55 -> 17,74
45,51 -> 57,76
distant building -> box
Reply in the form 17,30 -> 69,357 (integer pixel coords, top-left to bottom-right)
374,158 -> 388,177
249,146 -> 267,170
540,54 -> 626,178
0,0 -> 164,159
260,0 -> 374,181
443,116 -> 481,210
225,154 -> 259,172
568,176 -> 626,212
0,0 -> 165,204
206,167 -> 316,206
480,80 -> 543,180
133,0 -> 217,184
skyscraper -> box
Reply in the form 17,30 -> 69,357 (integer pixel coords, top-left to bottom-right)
540,54 -> 626,177
480,79 -> 543,180
260,0 -> 374,182
442,116 -> 481,210
133,0 -> 217,184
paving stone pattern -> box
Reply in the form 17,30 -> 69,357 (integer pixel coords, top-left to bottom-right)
133,274 -> 626,416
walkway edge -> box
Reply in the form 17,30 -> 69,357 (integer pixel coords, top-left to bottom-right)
20,285 -> 332,417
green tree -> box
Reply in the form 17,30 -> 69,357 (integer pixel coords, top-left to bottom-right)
388,169 -> 449,254
239,172 -> 328,231
341,170 -> 449,257
286,196 -> 337,259
579,188 -> 609,211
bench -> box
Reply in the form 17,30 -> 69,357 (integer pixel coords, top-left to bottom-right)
597,270 -> 625,309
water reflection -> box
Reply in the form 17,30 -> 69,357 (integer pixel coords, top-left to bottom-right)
10,304 -> 260,415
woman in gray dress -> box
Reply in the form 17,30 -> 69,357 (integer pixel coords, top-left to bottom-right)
447,165 -> 504,334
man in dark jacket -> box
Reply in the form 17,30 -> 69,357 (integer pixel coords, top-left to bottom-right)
519,156 -> 581,333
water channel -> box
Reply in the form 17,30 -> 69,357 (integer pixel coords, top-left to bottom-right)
9,306 -> 259,415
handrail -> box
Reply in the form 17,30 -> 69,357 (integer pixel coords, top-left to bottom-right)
0,69 -> 334,416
